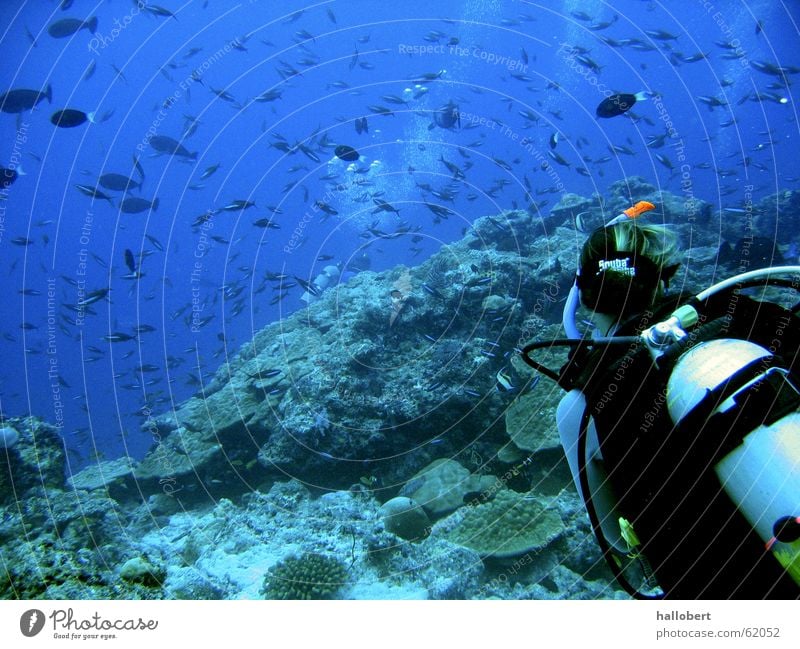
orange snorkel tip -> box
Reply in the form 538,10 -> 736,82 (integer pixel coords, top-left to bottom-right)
623,200 -> 656,219
605,200 -> 656,227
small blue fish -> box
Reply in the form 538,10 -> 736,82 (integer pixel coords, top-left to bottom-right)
526,375 -> 540,392
421,283 -> 444,298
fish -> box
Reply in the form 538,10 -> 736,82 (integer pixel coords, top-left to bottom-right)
439,155 -> 465,179
269,292 -> 288,304
496,368 -> 516,392
421,283 -> 444,299
144,4 -> 178,20
646,132 -> 670,148
411,69 -> 446,82
423,202 -> 453,220
23,25 -> 37,47
0,84 -> 52,113
492,157 -> 513,171
77,288 -> 110,306
644,29 -> 679,41
354,116 -> 369,134
575,54 -> 602,74
145,234 -> 164,251
98,173 -> 140,192
608,143 -> 635,156
252,218 -> 279,228
574,210 -> 592,232
51,109 -> 95,128
294,276 -> 322,297
334,144 -> 359,162
124,249 -> 137,273
547,150 -> 570,167
103,332 -> 137,343
120,197 -> 159,214
749,60 -> 800,77
1,165 -> 24,188
429,100 -> 460,130
82,59 -> 97,81
221,200 -> 255,211
380,94 -> 408,105
255,89 -> 282,102
200,163 -> 220,179
133,155 -> 145,182
149,135 -> 197,159
368,104 -> 394,116
596,92 -> 648,118
75,184 -> 114,204
297,144 -> 320,163
655,153 -> 674,170
549,132 -> 559,149
372,198 -> 400,215
315,201 -> 338,216
48,17 -> 98,38
697,95 -> 727,111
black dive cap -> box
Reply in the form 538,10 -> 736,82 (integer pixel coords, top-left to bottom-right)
577,250 -> 663,316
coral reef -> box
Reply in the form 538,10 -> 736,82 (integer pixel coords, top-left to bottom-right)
2,182 -> 758,599
439,489 -> 565,558
261,553 -> 349,600
379,496 -> 431,541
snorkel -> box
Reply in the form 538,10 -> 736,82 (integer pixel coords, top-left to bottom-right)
562,201 -> 656,338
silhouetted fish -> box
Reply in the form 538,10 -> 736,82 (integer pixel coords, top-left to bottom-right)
51,109 -> 95,127
48,17 -> 97,38
334,144 -> 359,162
0,84 -> 52,113
596,92 -> 648,118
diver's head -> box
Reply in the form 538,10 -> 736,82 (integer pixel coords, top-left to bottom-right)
577,220 -> 679,323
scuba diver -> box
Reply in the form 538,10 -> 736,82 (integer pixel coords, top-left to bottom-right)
522,201 -> 800,599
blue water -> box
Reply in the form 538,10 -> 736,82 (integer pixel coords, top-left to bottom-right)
0,0 -> 797,467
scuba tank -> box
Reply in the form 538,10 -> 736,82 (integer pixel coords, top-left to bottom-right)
525,246 -> 800,597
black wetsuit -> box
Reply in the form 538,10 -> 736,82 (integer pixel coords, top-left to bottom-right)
558,292 -> 800,599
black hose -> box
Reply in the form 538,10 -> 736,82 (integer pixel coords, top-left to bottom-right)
521,336 -> 640,384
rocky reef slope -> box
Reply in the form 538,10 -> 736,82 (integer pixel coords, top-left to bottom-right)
2,179 -> 794,599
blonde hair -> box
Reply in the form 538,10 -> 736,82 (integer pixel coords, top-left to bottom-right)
582,221 -> 679,270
